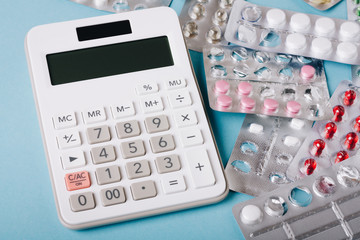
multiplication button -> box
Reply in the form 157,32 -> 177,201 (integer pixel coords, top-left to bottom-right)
185,149 -> 215,188
53,112 -> 76,129
179,128 -> 203,147
168,89 -> 192,109
57,130 -> 81,149
140,96 -> 164,113
173,109 -> 198,128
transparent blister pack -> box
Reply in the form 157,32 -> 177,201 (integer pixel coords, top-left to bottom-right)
347,0 -> 360,22
233,156 -> 360,240
179,0 -> 234,52
203,45 -> 332,120
225,115 -> 313,196
303,0 -> 342,11
69,0 -> 171,13
224,0 -> 360,65
352,65 -> 360,84
287,80 -> 360,181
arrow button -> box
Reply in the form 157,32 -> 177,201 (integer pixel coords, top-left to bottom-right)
69,157 -> 78,162
61,150 -> 86,170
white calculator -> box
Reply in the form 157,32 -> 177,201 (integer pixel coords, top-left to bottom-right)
25,7 -> 228,229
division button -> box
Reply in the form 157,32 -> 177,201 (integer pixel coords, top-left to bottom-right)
185,149 -> 215,188
130,180 -> 157,200
69,192 -> 95,212
168,89 -> 192,109
61,150 -> 86,170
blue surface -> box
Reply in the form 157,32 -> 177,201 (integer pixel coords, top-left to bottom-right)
0,0 -> 351,238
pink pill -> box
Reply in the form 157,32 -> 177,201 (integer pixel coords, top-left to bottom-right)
286,101 -> 301,114
216,95 -> 232,108
237,82 -> 253,96
214,80 -> 230,94
263,98 -> 279,113
240,96 -> 256,110
300,65 -> 315,81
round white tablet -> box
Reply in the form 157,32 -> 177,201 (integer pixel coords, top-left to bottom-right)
315,17 -> 335,35
266,9 -> 286,27
311,37 -> 333,55
285,33 -> 307,50
240,205 -> 263,225
290,13 -> 311,31
340,21 -> 360,39
336,42 -> 358,60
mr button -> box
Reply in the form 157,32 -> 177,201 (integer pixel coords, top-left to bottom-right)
65,171 -> 91,191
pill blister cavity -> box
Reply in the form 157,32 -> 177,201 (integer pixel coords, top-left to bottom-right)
231,48 -> 248,61
240,141 -> 259,155
183,21 -> 198,38
308,104 -> 321,117
301,158 -> 317,175
233,65 -> 250,78
332,105 -> 345,122
335,150 -> 349,164
241,6 -> 262,22
289,186 -> 312,207
336,42 -> 358,60
237,24 -> 257,43
340,21 -> 360,39
266,9 -> 286,27
133,4 -> 146,10
249,123 -> 264,134
276,153 -> 293,165
310,139 -> 325,157
337,165 -> 360,188
113,0 -> 130,12
286,33 -> 307,50
343,89 -> 356,106
279,68 -> 293,81
263,98 -> 279,113
344,132 -> 358,150
254,66 -> 272,79
281,88 -> 296,101
259,30 -> 281,48
189,3 -> 206,20
231,160 -> 251,173
275,54 -> 292,64
237,82 -> 252,96
311,37 -> 333,56
283,136 -> 300,147
313,176 -> 336,197
300,65 -> 316,81
290,118 -> 305,130
297,56 -> 313,64
253,51 -> 270,63
216,95 -> 232,109
324,122 -> 337,139
286,101 -> 301,115
260,86 -> 275,98
210,65 -> 227,77
218,0 -> 234,9
240,96 -> 256,111
212,9 -> 228,26
290,13 -> 310,31
206,26 -> 222,43
315,17 -> 335,35
207,47 -> 225,61
269,173 -> 289,184
264,196 -> 288,217
240,205 -> 263,225
354,116 -> 360,132
214,80 -> 230,94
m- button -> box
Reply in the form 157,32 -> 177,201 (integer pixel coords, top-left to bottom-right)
53,112 -> 76,129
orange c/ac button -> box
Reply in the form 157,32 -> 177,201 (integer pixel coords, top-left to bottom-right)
65,171 -> 91,191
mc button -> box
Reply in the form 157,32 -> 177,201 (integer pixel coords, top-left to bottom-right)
53,112 -> 76,129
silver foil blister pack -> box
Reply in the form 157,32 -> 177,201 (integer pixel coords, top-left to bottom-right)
224,0 -> 360,65
203,45 -> 332,120
303,0 -> 342,11
69,0 -> 171,12
233,156 -> 360,240
225,114 -> 313,196
179,0 -> 234,52
347,0 -> 360,22
287,80 -> 360,181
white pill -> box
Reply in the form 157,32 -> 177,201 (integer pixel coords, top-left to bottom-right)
285,33 -> 307,50
290,118 -> 305,130
315,17 -> 335,35
94,0 -> 109,7
336,42 -> 358,60
284,136 -> 300,147
290,13 -> 311,31
249,123 -> 264,134
240,205 -> 263,225
311,37 -> 333,55
266,9 -> 286,27
340,21 -> 360,39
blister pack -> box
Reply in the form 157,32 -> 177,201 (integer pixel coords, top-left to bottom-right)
233,155 -> 360,240
69,0 -> 171,13
347,0 -> 360,22
203,45 -> 332,120
179,0 -> 234,52
287,80 -> 360,181
224,0 -> 360,65
225,114 -> 313,196
303,0 -> 342,11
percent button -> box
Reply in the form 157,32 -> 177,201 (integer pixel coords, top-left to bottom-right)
136,82 -> 159,95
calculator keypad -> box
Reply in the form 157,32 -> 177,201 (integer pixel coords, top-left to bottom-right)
116,120 -> 141,139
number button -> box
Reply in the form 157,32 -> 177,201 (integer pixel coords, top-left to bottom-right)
116,120 -> 141,139
126,160 -> 151,179
173,109 -> 198,128
168,89 -> 192,109
69,192 -> 95,212
130,180 -> 157,200
120,140 -> 146,159
53,112 -> 76,129
65,171 -> 91,191
57,130 -> 81,149
91,145 -> 116,164
155,155 -> 181,174
86,125 -> 111,144
149,134 -> 175,153
144,115 -> 170,133
96,165 -> 121,185
100,186 -> 126,207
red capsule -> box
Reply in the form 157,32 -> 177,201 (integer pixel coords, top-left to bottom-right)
354,116 -> 360,132
345,132 -> 359,150
332,105 -> 345,122
301,158 -> 317,175
310,139 -> 326,157
343,90 -> 356,106
335,151 -> 349,164
324,122 -> 337,139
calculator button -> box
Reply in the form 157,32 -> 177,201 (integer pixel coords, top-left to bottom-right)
179,128 -> 203,147
161,174 -> 186,194
53,112 -> 76,129
100,186 -> 126,207
111,102 -> 135,119
165,78 -> 187,90
120,140 -> 146,159
144,115 -> 170,133
168,89 -> 192,109
96,165 -> 121,185
130,180 -> 157,200
126,160 -> 151,179
65,171 -> 91,191
136,82 -> 159,95
91,145 -> 116,164
61,150 -> 86,170
155,154 -> 181,174
69,192 -> 95,212
140,96 -> 164,113
116,120 -> 141,139
82,107 -> 106,124
185,149 -> 215,188
149,134 -> 175,153
57,131 -> 81,149
86,125 -> 111,144
173,109 -> 198,128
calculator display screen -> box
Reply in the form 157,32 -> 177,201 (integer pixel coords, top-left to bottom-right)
46,36 -> 174,85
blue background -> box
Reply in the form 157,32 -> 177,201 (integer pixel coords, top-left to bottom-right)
0,0 -> 352,238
